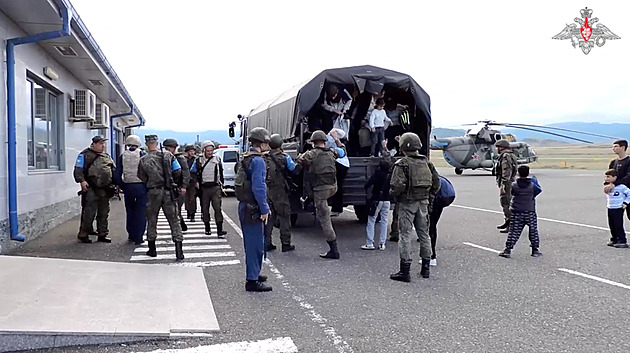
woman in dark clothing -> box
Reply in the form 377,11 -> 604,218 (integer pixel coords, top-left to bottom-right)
362,160 -> 392,250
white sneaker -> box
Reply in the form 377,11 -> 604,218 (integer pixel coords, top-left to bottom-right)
430,258 -> 437,267
361,244 -> 375,250
378,243 -> 386,251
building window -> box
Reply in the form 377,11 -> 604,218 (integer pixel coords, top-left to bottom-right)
27,77 -> 63,170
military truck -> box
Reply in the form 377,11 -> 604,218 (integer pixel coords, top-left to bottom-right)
229,65 -> 431,224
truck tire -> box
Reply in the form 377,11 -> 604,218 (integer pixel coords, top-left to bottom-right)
353,205 -> 368,224
291,214 -> 298,227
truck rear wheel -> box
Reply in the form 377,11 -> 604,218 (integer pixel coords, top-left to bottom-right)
353,205 -> 368,224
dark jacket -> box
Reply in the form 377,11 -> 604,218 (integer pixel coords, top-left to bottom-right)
609,157 -> 630,188
365,169 -> 390,202
511,178 -> 536,212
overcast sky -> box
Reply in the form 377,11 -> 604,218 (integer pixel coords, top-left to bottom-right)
70,0 -> 630,132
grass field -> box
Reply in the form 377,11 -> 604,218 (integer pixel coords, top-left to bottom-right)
430,144 -> 615,170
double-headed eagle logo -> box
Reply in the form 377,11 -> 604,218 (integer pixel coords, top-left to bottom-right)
552,7 -> 620,54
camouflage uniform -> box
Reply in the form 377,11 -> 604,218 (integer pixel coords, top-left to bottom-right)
74,147 -> 115,239
264,148 -> 300,248
496,148 -> 517,224
390,153 -> 440,263
174,152 -> 191,219
138,149 -> 184,242
297,130 -> 346,259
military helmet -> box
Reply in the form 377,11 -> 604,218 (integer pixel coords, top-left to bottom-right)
248,127 -> 271,143
310,130 -> 327,142
399,132 -> 422,151
269,134 -> 283,149
163,138 -> 179,148
201,140 -> 215,150
495,139 -> 511,148
125,135 -> 141,146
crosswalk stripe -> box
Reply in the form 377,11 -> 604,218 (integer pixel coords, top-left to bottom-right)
155,234 -> 223,240
130,252 -> 235,261
155,239 -> 227,245
134,245 -> 231,253
166,260 -> 241,268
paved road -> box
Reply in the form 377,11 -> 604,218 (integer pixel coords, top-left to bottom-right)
17,168 -> 630,353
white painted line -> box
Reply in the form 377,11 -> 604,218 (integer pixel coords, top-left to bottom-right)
343,207 -> 355,214
133,337 -> 298,353
134,245 -> 231,253
166,260 -> 241,268
223,211 -> 355,353
155,235 -> 222,240
155,239 -> 227,245
462,242 -> 501,254
558,268 -> 630,290
130,252 -> 235,261
452,204 -> 630,234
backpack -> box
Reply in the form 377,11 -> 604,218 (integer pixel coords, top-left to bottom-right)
235,154 -> 255,203
309,148 -> 336,188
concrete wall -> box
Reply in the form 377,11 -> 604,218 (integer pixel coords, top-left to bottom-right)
0,10 -> 114,253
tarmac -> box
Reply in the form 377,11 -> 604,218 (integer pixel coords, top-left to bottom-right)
4,167 -> 630,353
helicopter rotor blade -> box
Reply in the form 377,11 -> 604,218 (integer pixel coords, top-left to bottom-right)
488,122 -> 619,140
504,123 -> 619,140
498,125 -> 593,144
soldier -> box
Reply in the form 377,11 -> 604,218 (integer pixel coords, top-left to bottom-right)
296,130 -> 347,259
389,132 -> 440,282
191,141 -> 228,237
137,135 -> 185,261
184,145 -> 199,222
235,127 -> 273,292
264,134 -> 300,252
163,138 -> 191,232
114,135 -> 147,245
495,139 -> 518,233
74,135 -> 115,244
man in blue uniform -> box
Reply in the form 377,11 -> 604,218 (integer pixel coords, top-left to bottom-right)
235,127 -> 273,292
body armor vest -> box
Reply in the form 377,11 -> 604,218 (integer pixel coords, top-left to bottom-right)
122,149 -> 143,184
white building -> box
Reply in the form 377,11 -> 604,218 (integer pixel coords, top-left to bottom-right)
0,0 -> 145,253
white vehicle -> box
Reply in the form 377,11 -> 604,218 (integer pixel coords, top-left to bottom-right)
215,145 -> 239,192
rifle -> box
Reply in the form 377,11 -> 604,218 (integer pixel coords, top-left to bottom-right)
160,143 -> 179,203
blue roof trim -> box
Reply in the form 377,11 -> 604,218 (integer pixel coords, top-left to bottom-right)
52,0 -> 145,126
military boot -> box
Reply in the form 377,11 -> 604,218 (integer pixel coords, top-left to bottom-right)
146,241 -> 157,257
216,222 -> 227,237
245,280 -> 273,292
180,219 -> 188,232
319,240 -> 340,259
175,241 -> 184,261
420,258 -> 431,278
282,243 -> 296,252
204,222 -> 212,235
390,260 -> 411,282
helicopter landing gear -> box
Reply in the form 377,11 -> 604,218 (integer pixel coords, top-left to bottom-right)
455,168 -> 463,175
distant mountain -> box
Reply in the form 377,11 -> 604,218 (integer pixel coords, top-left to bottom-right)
131,129 -> 239,145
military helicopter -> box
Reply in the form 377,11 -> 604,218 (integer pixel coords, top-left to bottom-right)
430,120 -> 618,175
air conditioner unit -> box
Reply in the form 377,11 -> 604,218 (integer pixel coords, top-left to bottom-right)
89,103 -> 110,129
70,89 -> 96,122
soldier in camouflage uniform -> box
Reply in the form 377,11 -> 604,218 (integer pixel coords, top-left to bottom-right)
138,135 -> 185,261
296,130 -> 347,259
74,135 -> 115,244
389,133 -> 440,282
495,139 -> 518,233
264,134 -> 300,252
163,138 -> 191,232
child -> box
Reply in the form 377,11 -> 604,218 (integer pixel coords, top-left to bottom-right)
362,160 -> 391,250
499,165 -> 543,258
604,169 -> 630,248
427,175 -> 456,266
358,120 -> 372,156
368,98 -> 391,157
